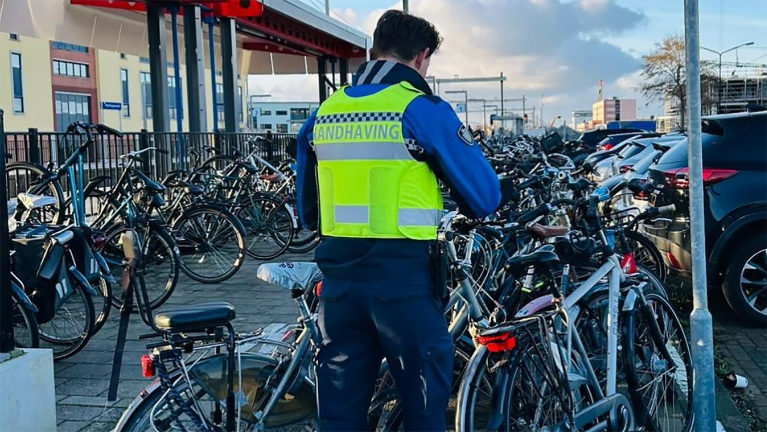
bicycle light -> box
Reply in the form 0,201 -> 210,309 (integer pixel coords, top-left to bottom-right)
477,332 -> 517,353
141,354 -> 155,378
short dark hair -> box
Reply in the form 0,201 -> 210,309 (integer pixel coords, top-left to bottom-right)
371,10 -> 442,62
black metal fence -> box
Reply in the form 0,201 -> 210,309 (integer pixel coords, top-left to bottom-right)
4,129 -> 297,188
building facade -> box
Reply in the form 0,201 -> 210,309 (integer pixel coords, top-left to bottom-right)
1,31 -> 249,132
592,97 -> 637,124
250,101 -> 320,133
571,109 -> 593,130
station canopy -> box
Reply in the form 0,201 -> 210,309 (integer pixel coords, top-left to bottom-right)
0,0 -> 368,75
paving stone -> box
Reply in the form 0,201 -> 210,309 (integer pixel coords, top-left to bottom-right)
56,363 -> 114,379
79,422 -> 116,432
59,395 -> 132,408
56,404 -> 110,422
57,420 -> 92,432
57,378 -> 111,396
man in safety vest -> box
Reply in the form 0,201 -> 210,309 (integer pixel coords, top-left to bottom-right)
296,10 -> 503,431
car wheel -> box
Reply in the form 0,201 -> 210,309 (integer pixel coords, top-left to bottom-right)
722,235 -> 767,326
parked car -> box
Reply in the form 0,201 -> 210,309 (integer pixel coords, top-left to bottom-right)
611,135 -> 684,177
577,128 -> 647,150
642,111 -> 767,324
586,133 -> 662,181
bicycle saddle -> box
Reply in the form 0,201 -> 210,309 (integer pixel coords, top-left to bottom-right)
257,262 -> 323,293
528,223 -> 570,240
567,178 -> 593,192
154,302 -> 236,332
504,245 -> 560,274
17,193 -> 58,210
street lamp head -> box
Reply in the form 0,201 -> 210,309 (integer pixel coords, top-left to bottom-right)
745,41 -> 755,46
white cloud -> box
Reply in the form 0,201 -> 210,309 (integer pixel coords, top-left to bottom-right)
249,0 -> 652,122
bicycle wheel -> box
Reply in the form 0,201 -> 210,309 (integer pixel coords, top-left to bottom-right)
115,356 -> 318,432
100,225 -> 179,310
173,206 -> 246,283
623,231 -> 667,282
287,229 -> 320,254
37,276 -> 96,361
238,194 -> 294,260
12,295 -> 39,348
623,292 -> 694,432
90,276 -> 113,335
6,162 -> 65,224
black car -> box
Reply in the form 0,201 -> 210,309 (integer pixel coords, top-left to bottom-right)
642,111 -> 767,324
577,128 -> 646,150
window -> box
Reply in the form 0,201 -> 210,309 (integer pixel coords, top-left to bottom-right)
238,86 -> 243,123
53,60 -> 89,78
216,82 -> 225,124
276,110 -> 288,116
276,124 -> 288,133
51,41 -> 89,53
9,33 -> 19,41
54,92 -> 91,131
121,69 -> 130,117
261,110 -> 272,116
168,76 -> 183,120
11,53 -> 24,113
120,53 -> 127,59
139,57 -> 150,64
140,72 -> 152,119
290,108 -> 310,121
261,124 -> 273,130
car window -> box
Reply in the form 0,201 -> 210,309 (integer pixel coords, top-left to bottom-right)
619,142 -> 646,159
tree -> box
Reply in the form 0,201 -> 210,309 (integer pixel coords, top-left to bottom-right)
639,35 -> 717,129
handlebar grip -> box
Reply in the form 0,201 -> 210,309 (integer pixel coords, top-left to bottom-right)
95,123 -> 123,137
155,148 -> 169,155
516,175 -> 541,190
657,204 -> 676,215
516,203 -> 551,225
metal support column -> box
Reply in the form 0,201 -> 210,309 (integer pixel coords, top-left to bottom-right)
0,109 -> 13,354
146,2 -> 170,132
339,58 -> 349,86
318,57 -> 328,102
184,5 -> 207,132
685,0 -> 716,430
170,7 -> 184,134
500,72 -> 505,129
220,18 -> 239,133
206,18 -> 219,132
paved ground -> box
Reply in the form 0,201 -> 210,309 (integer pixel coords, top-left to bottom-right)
54,252 -> 311,432
51,257 -> 767,431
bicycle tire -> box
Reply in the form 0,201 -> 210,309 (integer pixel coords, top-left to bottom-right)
623,291 -> 694,432
286,230 -> 320,254
91,277 -> 112,335
12,295 -> 39,349
100,224 -> 179,310
237,193 -> 294,260
624,230 -> 667,283
6,162 -> 66,224
38,275 -> 96,361
172,206 -> 246,283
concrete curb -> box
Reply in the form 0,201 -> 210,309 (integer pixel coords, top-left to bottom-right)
716,377 -> 752,431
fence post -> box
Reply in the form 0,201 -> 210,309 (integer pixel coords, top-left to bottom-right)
139,129 -> 151,175
0,109 -> 14,354
27,128 -> 41,165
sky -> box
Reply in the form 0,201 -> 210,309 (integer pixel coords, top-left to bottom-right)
248,0 -> 767,127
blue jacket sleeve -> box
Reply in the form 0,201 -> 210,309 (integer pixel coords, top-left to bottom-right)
296,110 -> 319,231
403,96 -> 501,219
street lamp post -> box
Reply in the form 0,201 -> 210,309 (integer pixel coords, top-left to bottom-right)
445,90 -> 469,125
701,41 -> 754,113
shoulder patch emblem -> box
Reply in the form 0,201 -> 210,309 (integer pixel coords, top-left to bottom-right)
458,124 -> 474,146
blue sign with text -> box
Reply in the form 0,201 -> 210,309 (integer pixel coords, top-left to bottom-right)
101,101 -> 122,111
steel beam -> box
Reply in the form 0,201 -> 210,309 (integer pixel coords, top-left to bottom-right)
0,109 -> 12,354
220,17 -> 239,132
184,5 -> 207,132
146,2 -> 170,132
318,57 -> 328,102
339,58 -> 349,86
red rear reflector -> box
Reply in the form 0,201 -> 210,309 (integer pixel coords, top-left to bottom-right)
600,144 -> 614,151
666,252 -> 682,270
477,332 -> 517,353
663,167 -> 738,189
621,253 -> 638,274
141,354 -> 155,378
315,281 -> 323,297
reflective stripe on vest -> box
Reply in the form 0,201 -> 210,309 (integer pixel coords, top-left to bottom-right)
314,82 -> 443,240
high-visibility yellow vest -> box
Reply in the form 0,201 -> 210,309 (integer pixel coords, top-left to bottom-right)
313,81 -> 443,240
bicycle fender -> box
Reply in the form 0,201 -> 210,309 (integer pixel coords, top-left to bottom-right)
69,266 -> 99,296
12,281 -> 38,313
621,288 -> 639,313
93,251 -> 117,284
112,378 -> 171,432
283,202 -> 299,229
486,367 -> 511,430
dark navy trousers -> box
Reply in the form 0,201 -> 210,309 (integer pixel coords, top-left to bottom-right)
316,274 -> 454,431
